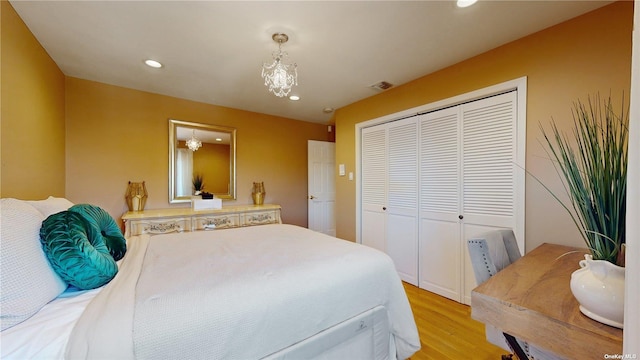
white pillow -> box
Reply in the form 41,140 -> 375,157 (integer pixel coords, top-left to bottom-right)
0,198 -> 67,330
26,196 -> 74,218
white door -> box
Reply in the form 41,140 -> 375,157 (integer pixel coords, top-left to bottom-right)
418,106 -> 462,300
361,119 -> 419,285
307,140 -> 336,236
460,91 -> 520,304
361,127 -> 387,252
386,118 -> 419,285
418,91 -> 521,304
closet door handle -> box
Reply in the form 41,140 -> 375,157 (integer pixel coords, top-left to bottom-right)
382,207 -> 387,211
458,215 -> 464,220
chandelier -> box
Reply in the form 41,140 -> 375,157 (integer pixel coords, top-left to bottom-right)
186,130 -> 202,151
261,33 -> 298,97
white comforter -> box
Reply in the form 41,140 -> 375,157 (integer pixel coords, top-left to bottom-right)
65,224 -> 420,359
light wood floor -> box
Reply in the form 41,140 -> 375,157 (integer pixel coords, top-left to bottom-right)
403,282 -> 508,360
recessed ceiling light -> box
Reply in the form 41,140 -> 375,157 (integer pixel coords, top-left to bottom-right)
144,59 -> 163,68
323,107 -> 335,114
457,0 -> 477,8
457,0 -> 478,7
289,95 -> 300,101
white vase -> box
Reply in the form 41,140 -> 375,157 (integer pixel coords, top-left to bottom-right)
570,254 -> 625,328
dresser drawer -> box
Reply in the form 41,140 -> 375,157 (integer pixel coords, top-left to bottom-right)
122,204 -> 282,237
194,214 -> 240,230
241,210 -> 281,226
129,217 -> 191,236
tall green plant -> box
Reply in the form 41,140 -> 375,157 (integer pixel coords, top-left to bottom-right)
541,94 -> 628,266
192,173 -> 204,192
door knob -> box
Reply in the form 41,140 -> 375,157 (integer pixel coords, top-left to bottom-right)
309,195 -> 316,200
458,215 -> 464,219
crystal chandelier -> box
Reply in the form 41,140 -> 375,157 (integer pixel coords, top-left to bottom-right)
261,33 -> 298,97
186,130 -> 202,151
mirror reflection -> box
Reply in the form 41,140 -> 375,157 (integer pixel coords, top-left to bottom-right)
169,119 -> 236,203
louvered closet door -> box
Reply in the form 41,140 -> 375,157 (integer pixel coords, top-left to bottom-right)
361,126 -> 387,252
418,106 -> 462,301
460,91 -> 518,304
386,118 -> 419,285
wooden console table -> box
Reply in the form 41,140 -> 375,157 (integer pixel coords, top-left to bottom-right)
471,243 -> 622,359
122,204 -> 282,237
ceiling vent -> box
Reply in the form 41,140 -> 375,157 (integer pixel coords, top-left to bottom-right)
369,81 -> 394,91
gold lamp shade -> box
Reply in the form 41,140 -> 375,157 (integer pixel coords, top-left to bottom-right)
125,181 -> 148,211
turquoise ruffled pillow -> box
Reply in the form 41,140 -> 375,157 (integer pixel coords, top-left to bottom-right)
39,205 -> 126,290
40,211 -> 117,289
69,204 -> 127,261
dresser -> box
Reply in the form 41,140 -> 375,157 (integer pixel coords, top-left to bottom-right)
121,204 -> 282,237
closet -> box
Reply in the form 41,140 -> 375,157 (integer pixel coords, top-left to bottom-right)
359,87 -> 525,304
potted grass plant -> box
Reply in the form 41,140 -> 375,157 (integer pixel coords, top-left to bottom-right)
540,93 -> 628,328
192,174 -> 204,196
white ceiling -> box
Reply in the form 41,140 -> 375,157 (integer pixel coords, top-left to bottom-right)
10,0 -> 610,124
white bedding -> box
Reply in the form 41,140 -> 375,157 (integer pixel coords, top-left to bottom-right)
0,289 -> 100,359
4,224 -> 420,359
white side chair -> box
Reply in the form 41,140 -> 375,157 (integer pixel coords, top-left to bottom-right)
468,230 -> 562,360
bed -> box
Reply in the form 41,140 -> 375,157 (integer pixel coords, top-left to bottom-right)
0,197 -> 420,359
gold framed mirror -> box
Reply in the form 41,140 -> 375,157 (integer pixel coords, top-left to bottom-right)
169,119 -> 237,203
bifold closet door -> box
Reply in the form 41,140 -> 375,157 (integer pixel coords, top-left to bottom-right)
386,119 -> 418,286
361,118 -> 419,286
418,106 -> 462,301
419,91 -> 519,303
361,126 -> 387,253
460,91 -> 519,304
360,89 -> 521,299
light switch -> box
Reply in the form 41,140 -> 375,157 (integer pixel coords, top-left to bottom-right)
348,172 -> 354,181
339,164 -> 346,176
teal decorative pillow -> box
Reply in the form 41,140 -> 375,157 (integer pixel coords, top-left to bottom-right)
69,204 -> 127,261
40,211 -> 118,289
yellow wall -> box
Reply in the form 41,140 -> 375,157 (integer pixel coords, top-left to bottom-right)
2,0 -> 328,226
3,0 -> 632,244
65,77 -> 329,226
1,1 -> 66,198
335,1 -> 633,252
